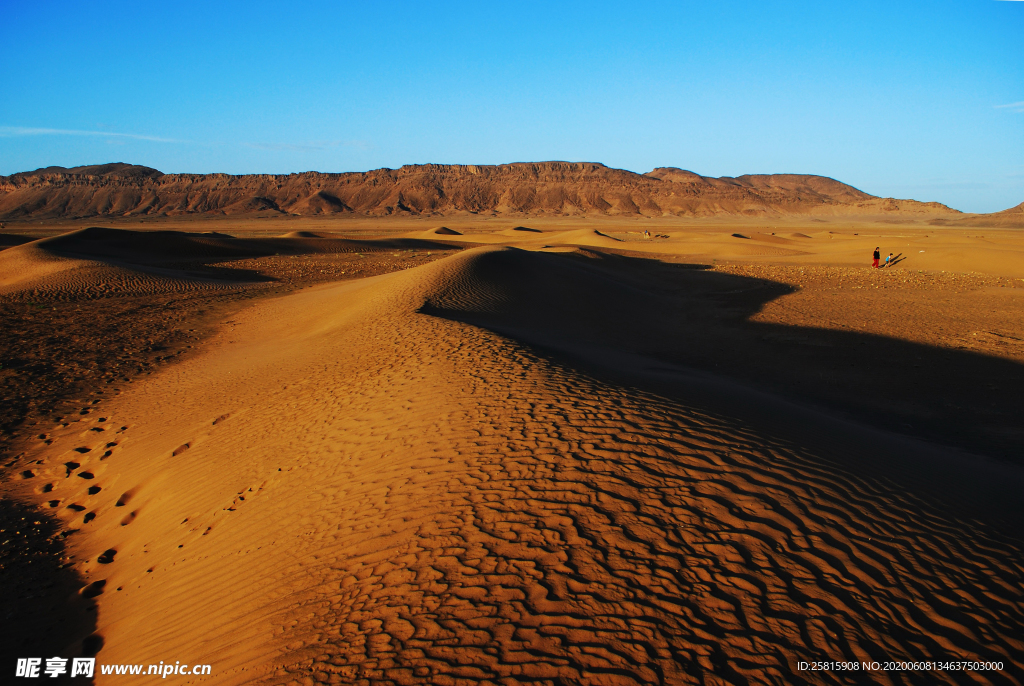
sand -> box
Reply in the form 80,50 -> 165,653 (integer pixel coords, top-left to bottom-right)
2,220 -> 1023,685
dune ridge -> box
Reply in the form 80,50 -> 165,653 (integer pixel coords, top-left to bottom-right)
11,245 -> 1023,684
0,226 -> 466,301
0,237 -> 248,300
0,162 -> 977,222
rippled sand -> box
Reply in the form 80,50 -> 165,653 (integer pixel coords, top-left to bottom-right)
3,226 -> 1024,685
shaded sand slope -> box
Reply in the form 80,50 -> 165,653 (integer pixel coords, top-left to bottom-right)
0,227 -> 275,299
0,232 -> 33,249
12,247 -> 1024,684
0,237 -> 251,300
32,226 -> 458,262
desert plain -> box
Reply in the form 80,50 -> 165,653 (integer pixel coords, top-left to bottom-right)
1,164 -> 1024,685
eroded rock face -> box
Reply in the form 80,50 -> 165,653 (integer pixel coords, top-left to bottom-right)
0,161 -> 963,220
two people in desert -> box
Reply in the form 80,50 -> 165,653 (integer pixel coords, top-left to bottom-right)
873,248 -> 896,268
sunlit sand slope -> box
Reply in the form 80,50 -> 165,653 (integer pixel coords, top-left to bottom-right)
24,247 -> 1024,685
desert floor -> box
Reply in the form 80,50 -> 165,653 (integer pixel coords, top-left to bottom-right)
1,216 -> 1022,685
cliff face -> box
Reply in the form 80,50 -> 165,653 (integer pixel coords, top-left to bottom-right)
0,161 -> 964,221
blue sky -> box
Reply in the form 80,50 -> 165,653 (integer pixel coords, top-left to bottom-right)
1,0 -> 1021,213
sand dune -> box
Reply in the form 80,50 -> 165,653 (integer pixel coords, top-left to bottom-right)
0,227 -> 271,299
543,228 -> 621,246
425,228 -> 624,251
407,227 -> 463,238
0,235 -> 250,300
7,243 -> 1023,684
281,231 -> 325,238
0,226 -> 467,303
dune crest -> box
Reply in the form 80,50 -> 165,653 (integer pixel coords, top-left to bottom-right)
282,230 -> 323,238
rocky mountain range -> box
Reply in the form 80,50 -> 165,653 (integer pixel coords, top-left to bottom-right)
0,161 -> 1005,222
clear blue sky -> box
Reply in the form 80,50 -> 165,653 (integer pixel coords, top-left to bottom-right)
1,0 -> 1021,212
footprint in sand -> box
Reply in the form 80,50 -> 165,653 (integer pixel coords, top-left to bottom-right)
115,489 -> 137,507
80,580 -> 106,598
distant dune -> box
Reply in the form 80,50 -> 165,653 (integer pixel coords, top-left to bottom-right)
2,161 -> 1007,222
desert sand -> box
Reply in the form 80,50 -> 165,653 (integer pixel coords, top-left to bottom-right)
2,215 -> 1023,685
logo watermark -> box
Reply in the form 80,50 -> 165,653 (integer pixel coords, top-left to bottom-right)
16,658 -> 94,678
15,657 -> 211,678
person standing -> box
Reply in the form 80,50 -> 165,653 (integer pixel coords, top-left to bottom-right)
872,247 -> 880,268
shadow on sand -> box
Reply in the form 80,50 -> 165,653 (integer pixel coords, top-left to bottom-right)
421,246 -> 1024,485
0,498 -> 99,684
40,226 -> 461,270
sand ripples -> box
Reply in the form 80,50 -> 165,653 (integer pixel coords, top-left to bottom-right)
17,247 -> 1023,685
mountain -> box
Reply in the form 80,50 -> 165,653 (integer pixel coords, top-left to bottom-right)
6,163 -> 164,181
925,200 -> 1024,228
0,161 -> 967,221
